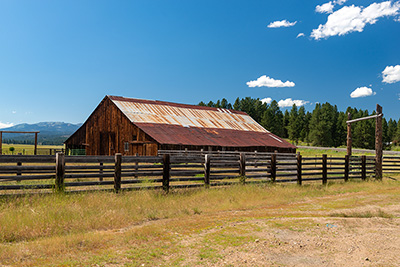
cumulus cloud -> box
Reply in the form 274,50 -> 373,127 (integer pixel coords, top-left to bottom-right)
278,98 -> 309,108
311,1 -> 400,40
316,2 -> 335,13
247,75 -> 295,88
0,122 -> 14,129
350,87 -> 376,98
382,65 -> 400,83
261,97 -> 272,104
267,20 -> 297,28
296,33 -> 305,38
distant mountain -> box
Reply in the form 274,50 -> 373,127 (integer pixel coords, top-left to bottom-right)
1,122 -> 82,145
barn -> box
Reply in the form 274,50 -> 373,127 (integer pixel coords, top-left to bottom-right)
65,95 -> 296,155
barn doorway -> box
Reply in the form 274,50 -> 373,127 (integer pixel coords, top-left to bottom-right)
100,132 -> 116,155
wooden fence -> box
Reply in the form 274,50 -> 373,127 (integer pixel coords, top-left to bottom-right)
0,151 -> 397,195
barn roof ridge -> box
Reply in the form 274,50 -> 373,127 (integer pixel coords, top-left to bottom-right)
106,95 -> 247,115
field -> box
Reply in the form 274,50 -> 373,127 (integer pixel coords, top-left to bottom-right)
1,177 -> 399,266
1,144 -> 64,155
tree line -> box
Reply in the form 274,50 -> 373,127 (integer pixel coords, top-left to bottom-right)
199,97 -> 400,149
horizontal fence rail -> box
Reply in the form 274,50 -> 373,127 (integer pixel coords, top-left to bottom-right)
0,151 -> 397,195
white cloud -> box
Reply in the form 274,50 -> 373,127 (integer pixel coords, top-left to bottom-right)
12,111 -> 16,114
0,122 -> 14,129
247,75 -> 295,88
261,97 -> 272,104
267,20 -> 297,28
350,87 -> 376,98
278,98 -> 309,108
382,65 -> 400,83
311,1 -> 400,40
316,2 -> 335,13
335,0 -> 347,4
296,33 -> 305,38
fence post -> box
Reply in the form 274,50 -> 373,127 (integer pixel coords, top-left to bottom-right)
322,154 -> 327,185
297,153 -> 302,185
344,155 -> 349,182
270,153 -> 277,182
361,155 -> 367,181
17,161 -> 22,182
204,154 -> 210,188
99,162 -> 103,181
55,153 -> 65,192
239,153 -> 246,184
114,153 -> 122,193
375,104 -> 383,180
162,154 -> 170,193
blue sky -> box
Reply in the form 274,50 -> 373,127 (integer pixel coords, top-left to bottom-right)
1,0 -> 400,128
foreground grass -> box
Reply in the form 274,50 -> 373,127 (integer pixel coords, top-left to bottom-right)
0,179 -> 399,266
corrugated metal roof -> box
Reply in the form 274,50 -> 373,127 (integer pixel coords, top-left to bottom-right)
108,95 -> 295,149
109,96 -> 268,133
136,123 -> 296,148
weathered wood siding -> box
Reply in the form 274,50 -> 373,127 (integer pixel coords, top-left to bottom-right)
66,97 -> 158,156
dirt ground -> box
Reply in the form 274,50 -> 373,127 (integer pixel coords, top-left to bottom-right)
166,198 -> 400,266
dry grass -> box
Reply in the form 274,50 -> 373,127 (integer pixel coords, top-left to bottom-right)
0,179 -> 399,266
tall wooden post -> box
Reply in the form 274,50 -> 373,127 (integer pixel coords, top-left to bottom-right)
347,113 -> 352,156
361,155 -> 367,181
34,132 -> 38,155
375,104 -> 383,180
239,153 -> 246,185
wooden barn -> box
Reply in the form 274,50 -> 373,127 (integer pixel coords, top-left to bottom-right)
65,95 -> 296,155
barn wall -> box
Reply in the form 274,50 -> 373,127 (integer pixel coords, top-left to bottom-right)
66,97 -> 158,156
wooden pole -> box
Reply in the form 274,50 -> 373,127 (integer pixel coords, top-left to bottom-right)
17,162 -> 22,182
270,153 -> 277,182
297,153 -> 302,185
344,154 -> 349,182
114,153 -> 122,193
239,152 -> 246,175
204,154 -> 210,188
322,154 -> 327,185
361,155 -> 367,180
375,104 -> 383,180
34,132 -> 38,155
99,162 -> 103,181
347,113 -> 352,156
55,153 -> 65,192
162,154 -> 170,193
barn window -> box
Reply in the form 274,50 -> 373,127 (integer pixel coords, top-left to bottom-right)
132,134 -> 137,141
124,142 -> 130,152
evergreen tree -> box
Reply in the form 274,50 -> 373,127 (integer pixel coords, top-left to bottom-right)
287,104 -> 301,143
261,100 -> 284,137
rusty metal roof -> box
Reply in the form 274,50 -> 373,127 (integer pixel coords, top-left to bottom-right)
109,96 -> 267,133
108,95 -> 295,149
136,123 -> 296,148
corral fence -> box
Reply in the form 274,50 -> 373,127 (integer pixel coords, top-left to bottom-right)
0,151 -> 399,195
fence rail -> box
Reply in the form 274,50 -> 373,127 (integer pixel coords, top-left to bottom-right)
0,152 -> 398,195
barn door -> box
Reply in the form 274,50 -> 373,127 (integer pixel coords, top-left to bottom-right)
100,132 -> 116,155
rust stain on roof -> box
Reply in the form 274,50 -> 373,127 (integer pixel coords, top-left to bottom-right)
109,95 -> 268,133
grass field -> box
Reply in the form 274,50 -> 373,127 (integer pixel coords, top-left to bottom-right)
0,177 -> 399,266
1,144 -> 64,155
